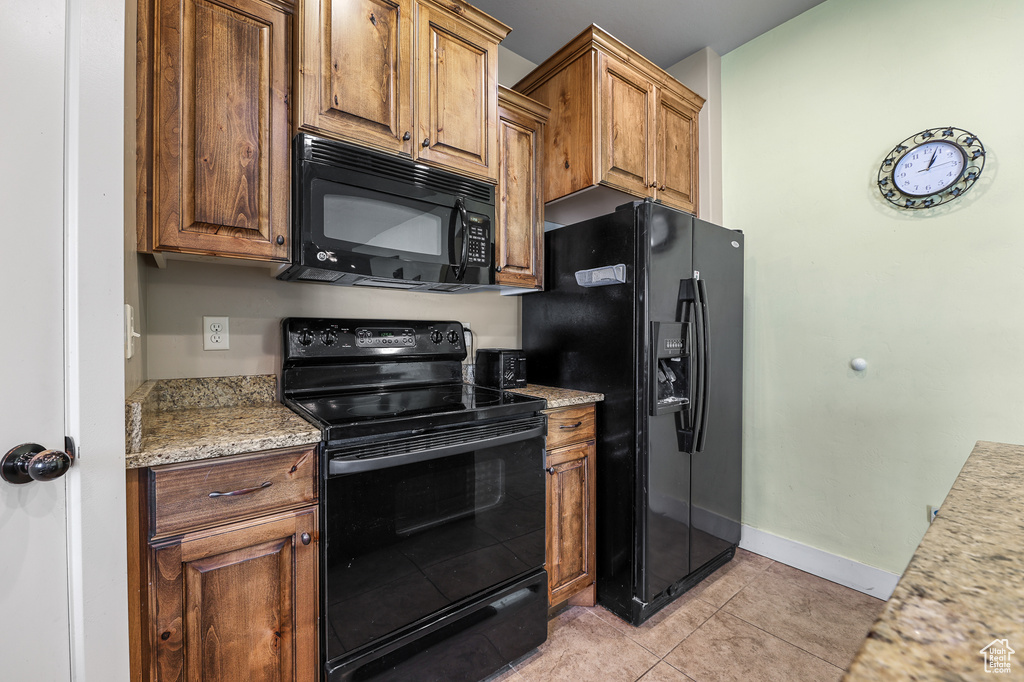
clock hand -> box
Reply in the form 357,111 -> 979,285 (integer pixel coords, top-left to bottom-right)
926,149 -> 937,171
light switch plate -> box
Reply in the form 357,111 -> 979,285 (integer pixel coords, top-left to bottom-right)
203,316 -> 229,351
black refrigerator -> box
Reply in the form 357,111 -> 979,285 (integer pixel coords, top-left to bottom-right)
522,200 -> 743,625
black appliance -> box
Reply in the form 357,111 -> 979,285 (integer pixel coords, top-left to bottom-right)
522,200 -> 743,626
281,318 -> 548,682
475,349 -> 528,390
278,134 -> 496,292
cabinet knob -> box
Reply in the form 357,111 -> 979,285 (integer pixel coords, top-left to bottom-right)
403,131 -> 411,141
422,138 -> 430,148
659,185 -> 666,191
564,160 -> 570,169
276,235 -> 285,245
300,532 -> 311,545
649,181 -> 657,188
545,467 -> 556,475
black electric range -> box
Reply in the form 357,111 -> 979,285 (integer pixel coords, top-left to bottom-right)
282,318 -> 548,682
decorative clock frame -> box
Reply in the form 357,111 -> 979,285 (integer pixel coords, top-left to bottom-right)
877,127 -> 985,209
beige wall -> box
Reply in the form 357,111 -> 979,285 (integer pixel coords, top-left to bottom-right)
144,260 -> 520,380
722,0 -> 1024,573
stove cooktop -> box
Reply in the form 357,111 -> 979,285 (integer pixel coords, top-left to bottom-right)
287,382 -> 544,442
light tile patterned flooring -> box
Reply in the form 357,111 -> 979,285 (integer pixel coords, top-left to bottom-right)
491,549 -> 885,682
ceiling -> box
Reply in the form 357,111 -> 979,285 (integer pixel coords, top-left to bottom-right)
470,0 -> 828,69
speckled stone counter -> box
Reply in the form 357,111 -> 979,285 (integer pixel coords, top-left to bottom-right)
510,384 -> 604,409
125,375 -> 320,469
844,440 -> 1024,681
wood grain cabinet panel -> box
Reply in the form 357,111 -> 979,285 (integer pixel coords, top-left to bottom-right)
543,403 -> 597,609
655,87 -> 699,213
495,87 -> 548,290
599,53 -> 654,198
139,0 -> 291,261
151,509 -> 318,682
297,0 -> 414,155
515,25 -> 704,217
415,0 -> 499,181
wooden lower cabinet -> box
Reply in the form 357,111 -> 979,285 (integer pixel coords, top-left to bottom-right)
544,404 -> 597,609
128,446 -> 319,681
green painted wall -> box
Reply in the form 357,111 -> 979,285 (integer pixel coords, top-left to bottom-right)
721,0 -> 1024,573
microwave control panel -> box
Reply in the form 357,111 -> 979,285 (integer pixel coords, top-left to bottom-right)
466,216 -> 490,266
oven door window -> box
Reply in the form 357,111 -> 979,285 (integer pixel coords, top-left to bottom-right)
323,435 -> 544,661
313,180 -> 454,265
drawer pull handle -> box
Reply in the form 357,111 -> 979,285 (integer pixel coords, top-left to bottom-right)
558,421 -> 583,430
208,481 -> 272,498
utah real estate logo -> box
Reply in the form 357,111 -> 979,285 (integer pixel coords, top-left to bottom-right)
980,639 -> 1014,674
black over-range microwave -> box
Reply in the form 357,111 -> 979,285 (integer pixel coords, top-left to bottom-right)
277,133 -> 496,292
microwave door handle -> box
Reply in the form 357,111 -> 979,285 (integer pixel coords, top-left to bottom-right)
454,197 -> 470,281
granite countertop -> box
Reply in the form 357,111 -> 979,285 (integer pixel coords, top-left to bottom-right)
511,384 -> 604,409
125,375 -> 320,469
844,440 -> 1024,680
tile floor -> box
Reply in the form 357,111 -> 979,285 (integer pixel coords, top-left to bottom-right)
491,549 -> 885,682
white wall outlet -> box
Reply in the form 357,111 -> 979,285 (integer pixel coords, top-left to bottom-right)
203,316 -> 229,351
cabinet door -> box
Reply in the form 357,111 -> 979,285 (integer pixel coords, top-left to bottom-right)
654,87 -> 699,214
151,0 -> 290,260
495,98 -> 544,289
546,440 -> 596,605
415,1 -> 498,181
598,53 -> 654,199
149,508 -> 318,681
297,0 -> 414,154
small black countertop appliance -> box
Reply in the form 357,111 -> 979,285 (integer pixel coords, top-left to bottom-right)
522,200 -> 744,626
281,318 -> 547,681
474,348 -> 527,389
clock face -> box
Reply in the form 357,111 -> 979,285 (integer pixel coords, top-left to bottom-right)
892,141 -> 965,197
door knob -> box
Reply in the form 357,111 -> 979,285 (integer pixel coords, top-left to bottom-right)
2,440 -> 75,484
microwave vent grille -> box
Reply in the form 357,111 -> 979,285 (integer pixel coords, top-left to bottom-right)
306,137 -> 493,204
295,268 -> 346,283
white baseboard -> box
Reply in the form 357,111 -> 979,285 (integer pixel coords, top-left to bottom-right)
739,525 -> 900,600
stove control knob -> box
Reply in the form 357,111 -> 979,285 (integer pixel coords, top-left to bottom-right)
447,330 -> 460,345
322,330 -> 338,346
429,330 -> 443,344
297,329 -> 315,346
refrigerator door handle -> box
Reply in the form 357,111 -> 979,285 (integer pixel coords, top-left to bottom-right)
695,279 -> 711,453
675,279 -> 704,453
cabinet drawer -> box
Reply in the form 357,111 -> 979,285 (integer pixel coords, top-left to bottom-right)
149,446 -> 317,539
545,404 -> 596,450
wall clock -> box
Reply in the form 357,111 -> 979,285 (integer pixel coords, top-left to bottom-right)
877,127 -> 985,209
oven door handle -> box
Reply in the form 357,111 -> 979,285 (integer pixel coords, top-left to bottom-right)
328,422 -> 546,475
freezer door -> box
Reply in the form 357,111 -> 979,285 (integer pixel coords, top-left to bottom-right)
689,219 -> 743,572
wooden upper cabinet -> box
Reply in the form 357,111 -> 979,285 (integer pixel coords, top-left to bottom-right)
515,25 -> 704,217
138,0 -> 291,261
296,0 -> 414,155
495,87 -> 548,290
599,53 -> 654,199
296,0 -> 507,182
414,0 -> 505,181
655,87 -> 699,213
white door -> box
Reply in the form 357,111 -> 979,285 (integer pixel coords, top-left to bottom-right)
2,0 -> 129,678
0,0 -> 73,678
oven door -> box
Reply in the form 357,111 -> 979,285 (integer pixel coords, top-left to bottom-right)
322,416 -> 547,680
